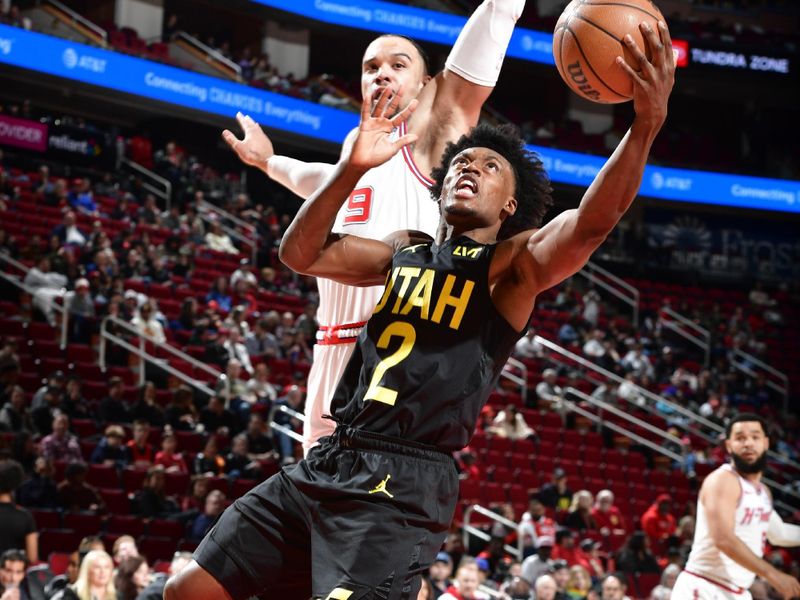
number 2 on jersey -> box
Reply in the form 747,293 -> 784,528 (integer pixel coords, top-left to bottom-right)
343,187 -> 373,225
364,322 -> 416,406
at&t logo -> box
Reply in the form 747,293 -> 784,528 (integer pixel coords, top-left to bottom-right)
62,47 -> 78,68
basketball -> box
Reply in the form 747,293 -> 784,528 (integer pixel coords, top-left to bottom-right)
553,0 -> 667,104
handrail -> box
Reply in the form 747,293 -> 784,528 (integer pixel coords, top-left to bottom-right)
197,199 -> 256,239
584,261 -> 640,326
561,396 -> 685,463
564,386 -> 687,455
276,404 -> 306,422
45,0 -> 108,43
500,356 -> 527,404
462,505 -> 522,560
0,260 -> 69,349
269,421 -> 304,443
729,347 -> 789,413
174,31 -> 242,78
120,157 -> 172,210
534,335 -> 724,444
98,315 -> 218,396
196,210 -> 257,264
659,306 -> 711,365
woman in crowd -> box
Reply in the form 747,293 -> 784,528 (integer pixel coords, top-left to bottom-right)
52,549 -> 116,600
566,565 -> 593,599
564,490 -> 598,532
135,465 -> 178,518
115,555 -> 152,600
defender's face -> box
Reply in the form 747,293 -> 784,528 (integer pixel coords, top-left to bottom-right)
726,421 -> 769,466
440,147 -> 517,230
361,36 -> 428,115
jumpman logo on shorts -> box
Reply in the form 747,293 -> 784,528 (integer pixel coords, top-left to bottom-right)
368,474 -> 394,498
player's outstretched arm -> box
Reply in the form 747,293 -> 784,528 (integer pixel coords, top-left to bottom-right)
411,0 -> 525,175
704,471 -> 800,599
491,22 -> 674,331
222,112 -> 349,199
279,89 -> 418,285
767,509 -> 800,547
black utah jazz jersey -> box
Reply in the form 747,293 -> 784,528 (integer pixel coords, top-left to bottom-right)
331,235 -> 524,452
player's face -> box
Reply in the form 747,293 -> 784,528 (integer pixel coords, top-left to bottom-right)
726,421 -> 769,474
361,36 -> 429,115
440,147 -> 517,231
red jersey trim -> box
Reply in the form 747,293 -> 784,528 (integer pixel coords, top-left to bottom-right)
317,321 -> 367,345
399,122 -> 434,188
684,570 -> 745,594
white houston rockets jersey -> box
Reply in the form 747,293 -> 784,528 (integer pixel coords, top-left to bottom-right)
316,121 -> 441,331
684,464 -> 772,591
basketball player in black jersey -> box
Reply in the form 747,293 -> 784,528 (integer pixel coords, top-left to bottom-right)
166,22 -> 675,600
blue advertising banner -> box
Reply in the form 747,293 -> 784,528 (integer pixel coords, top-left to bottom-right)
0,25 -> 797,213
0,24 -> 356,144
251,0 -> 556,65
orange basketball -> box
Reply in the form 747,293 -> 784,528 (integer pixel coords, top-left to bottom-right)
553,0 -> 667,104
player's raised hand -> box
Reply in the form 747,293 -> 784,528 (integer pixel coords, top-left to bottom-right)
616,20 -> 675,129
222,112 -> 275,170
349,86 -> 418,172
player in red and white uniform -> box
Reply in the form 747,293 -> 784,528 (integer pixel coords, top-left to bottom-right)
223,0 -> 527,451
672,413 -> 800,600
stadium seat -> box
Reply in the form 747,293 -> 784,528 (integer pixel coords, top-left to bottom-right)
138,536 -> 178,562
48,552 -> 72,576
31,509 -> 62,530
62,512 -> 104,537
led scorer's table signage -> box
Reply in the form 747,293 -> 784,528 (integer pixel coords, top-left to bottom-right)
0,25 -> 797,213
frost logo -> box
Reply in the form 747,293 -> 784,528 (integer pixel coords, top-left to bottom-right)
663,216 -> 712,251
651,172 -> 665,190
63,48 -> 78,69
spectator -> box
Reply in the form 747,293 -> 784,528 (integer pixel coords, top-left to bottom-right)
186,489 -> 226,543
599,573 -> 632,600
551,560 -> 571,599
204,219 -> 237,254
648,563 -> 680,600
428,551 -> 453,598
206,277 -> 232,314
114,555 -> 150,600
135,466 -> 177,518
552,531 -> 589,568
582,290 -> 601,327
111,536 -> 139,566
16,457 -> 59,509
578,539 -> 605,580
456,447 -> 481,481
245,363 -> 279,406
438,564 -> 484,600
132,382 -> 165,427
180,475 -> 210,514
224,434 -> 262,480
538,468 -> 573,511
613,532 -> 660,575
154,433 -> 188,474
131,302 -> 166,344
40,414 -> 83,464
620,343 -> 654,379
31,370 -> 66,412
272,385 -> 304,464
489,404 -> 535,441
244,318 -> 280,359
199,395 -> 238,438
521,536 -> 554,586
52,549 -> 115,600
90,425 -> 129,469
126,420 -> 154,469
0,548 -> 45,600
533,574 -> 560,600
243,414 -> 276,461
519,496 -> 558,558
514,328 -> 544,359
165,387 -> 199,432
51,210 -> 86,247
223,327 -> 253,376
0,386 -> 33,433
591,490 -> 627,538
0,461 -> 37,562
30,387 -> 63,436
23,256 -> 67,326
582,329 -> 607,362
536,369 -> 563,410
564,490 -> 598,532
640,495 -> 676,557
193,436 -> 225,476
134,551 -> 192,600
62,377 -> 91,421
230,259 -> 257,290
43,551 -> 80,598
10,433 -> 37,477
99,376 -> 130,423
137,195 -> 160,225
57,462 -> 105,513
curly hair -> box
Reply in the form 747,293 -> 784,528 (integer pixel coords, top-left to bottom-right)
429,123 -> 553,240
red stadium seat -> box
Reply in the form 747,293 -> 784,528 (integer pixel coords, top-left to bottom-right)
62,512 -> 104,537
99,488 -> 130,514
49,552 -> 72,576
31,509 -> 62,530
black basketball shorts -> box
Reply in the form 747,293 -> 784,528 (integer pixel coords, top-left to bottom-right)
193,427 -> 459,600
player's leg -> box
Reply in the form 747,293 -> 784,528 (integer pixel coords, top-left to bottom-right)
302,342 -> 359,453
167,469 -> 313,600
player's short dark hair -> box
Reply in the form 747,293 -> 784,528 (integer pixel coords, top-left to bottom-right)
429,123 -> 554,240
376,34 -> 432,76
0,460 -> 24,494
1,549 -> 27,567
725,412 -> 768,439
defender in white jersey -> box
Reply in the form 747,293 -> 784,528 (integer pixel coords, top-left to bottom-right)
672,414 -> 800,600
222,0 -> 527,450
